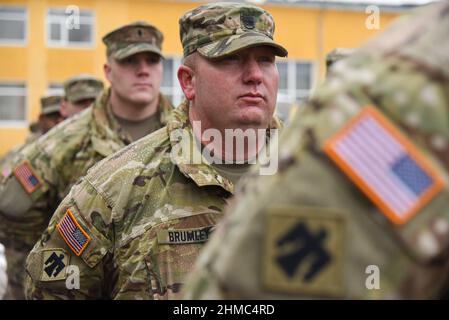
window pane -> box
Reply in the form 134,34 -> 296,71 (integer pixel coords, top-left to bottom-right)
296,63 -> 312,90
0,7 -> 25,15
162,58 -> 173,87
68,23 -> 92,43
0,19 -> 25,41
47,84 -> 64,96
50,23 -> 61,41
276,61 -> 288,91
0,95 -> 26,121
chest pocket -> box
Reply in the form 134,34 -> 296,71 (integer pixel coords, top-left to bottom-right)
144,211 -> 221,299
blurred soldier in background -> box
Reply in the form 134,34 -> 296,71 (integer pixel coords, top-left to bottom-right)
183,1 -> 449,299
0,75 -> 104,299
0,95 -> 63,181
60,74 -> 105,118
24,2 -> 284,299
0,243 -> 7,300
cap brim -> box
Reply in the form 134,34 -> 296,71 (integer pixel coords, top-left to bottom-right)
197,33 -> 288,59
67,92 -> 100,103
41,105 -> 61,115
113,43 -> 163,60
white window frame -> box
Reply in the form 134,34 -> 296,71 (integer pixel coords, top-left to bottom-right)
47,83 -> 65,96
46,7 -> 95,48
160,56 -> 184,107
276,59 -> 314,120
0,5 -> 27,46
0,83 -> 28,127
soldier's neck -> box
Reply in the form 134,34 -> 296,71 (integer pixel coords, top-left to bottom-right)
109,90 -> 159,121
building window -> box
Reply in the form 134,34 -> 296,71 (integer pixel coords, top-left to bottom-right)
46,8 -> 94,47
47,83 -> 65,96
276,60 -> 314,121
0,83 -> 27,125
0,6 -> 27,45
161,57 -> 184,107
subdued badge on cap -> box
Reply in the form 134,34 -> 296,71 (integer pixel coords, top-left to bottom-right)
64,74 -> 104,103
179,2 -> 288,58
102,21 -> 164,60
40,95 -> 62,115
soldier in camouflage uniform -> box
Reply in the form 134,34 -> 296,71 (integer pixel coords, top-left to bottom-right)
24,2 -> 285,299
0,22 -> 172,299
183,1 -> 449,299
0,95 -> 64,182
59,74 -> 104,119
0,77 -> 103,299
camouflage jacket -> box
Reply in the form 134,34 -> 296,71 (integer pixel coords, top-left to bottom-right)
183,2 -> 449,299
0,89 -> 172,286
24,100 -> 281,299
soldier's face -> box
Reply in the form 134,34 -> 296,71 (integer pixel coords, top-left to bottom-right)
39,113 -> 64,134
183,46 -> 279,132
105,52 -> 163,107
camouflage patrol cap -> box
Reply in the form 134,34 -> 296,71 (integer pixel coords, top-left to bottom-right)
102,21 -> 164,60
63,74 -> 104,103
179,2 -> 288,58
40,95 -> 62,115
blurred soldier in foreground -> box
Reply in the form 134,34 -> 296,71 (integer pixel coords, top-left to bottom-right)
325,47 -> 355,76
25,2 -> 285,299
0,75 -> 104,299
183,1 -> 449,299
0,21 -> 173,299
0,243 -> 7,299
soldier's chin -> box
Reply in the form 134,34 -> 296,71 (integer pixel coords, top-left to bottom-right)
130,92 -> 154,106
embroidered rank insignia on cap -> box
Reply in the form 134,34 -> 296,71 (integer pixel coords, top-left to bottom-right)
57,209 -> 91,256
324,106 -> 445,225
41,249 -> 69,281
263,207 -> 345,297
13,161 -> 42,194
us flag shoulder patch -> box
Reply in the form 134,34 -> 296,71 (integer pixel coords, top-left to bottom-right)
57,209 -> 91,256
13,161 -> 42,194
324,107 -> 445,225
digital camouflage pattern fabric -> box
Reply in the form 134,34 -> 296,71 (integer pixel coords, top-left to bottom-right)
0,89 -> 172,299
24,100 -> 281,299
179,2 -> 287,58
183,2 -> 449,299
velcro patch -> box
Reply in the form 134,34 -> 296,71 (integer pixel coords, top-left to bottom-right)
57,209 -> 91,256
13,161 -> 42,194
263,207 -> 345,297
41,249 -> 69,281
157,226 -> 215,245
324,107 -> 445,225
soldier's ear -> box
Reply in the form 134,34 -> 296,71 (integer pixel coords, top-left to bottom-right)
104,62 -> 112,83
178,64 -> 195,100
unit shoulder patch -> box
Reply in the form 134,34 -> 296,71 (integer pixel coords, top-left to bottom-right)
263,206 -> 345,298
324,106 -> 445,225
41,249 -> 70,281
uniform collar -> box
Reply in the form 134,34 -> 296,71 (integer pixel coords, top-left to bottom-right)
167,100 -> 282,194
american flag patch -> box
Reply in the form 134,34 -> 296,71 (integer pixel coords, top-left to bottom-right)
57,209 -> 91,256
324,107 -> 445,225
13,161 -> 42,194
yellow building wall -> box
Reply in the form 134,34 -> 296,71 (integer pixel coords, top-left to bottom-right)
0,0 -> 403,155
